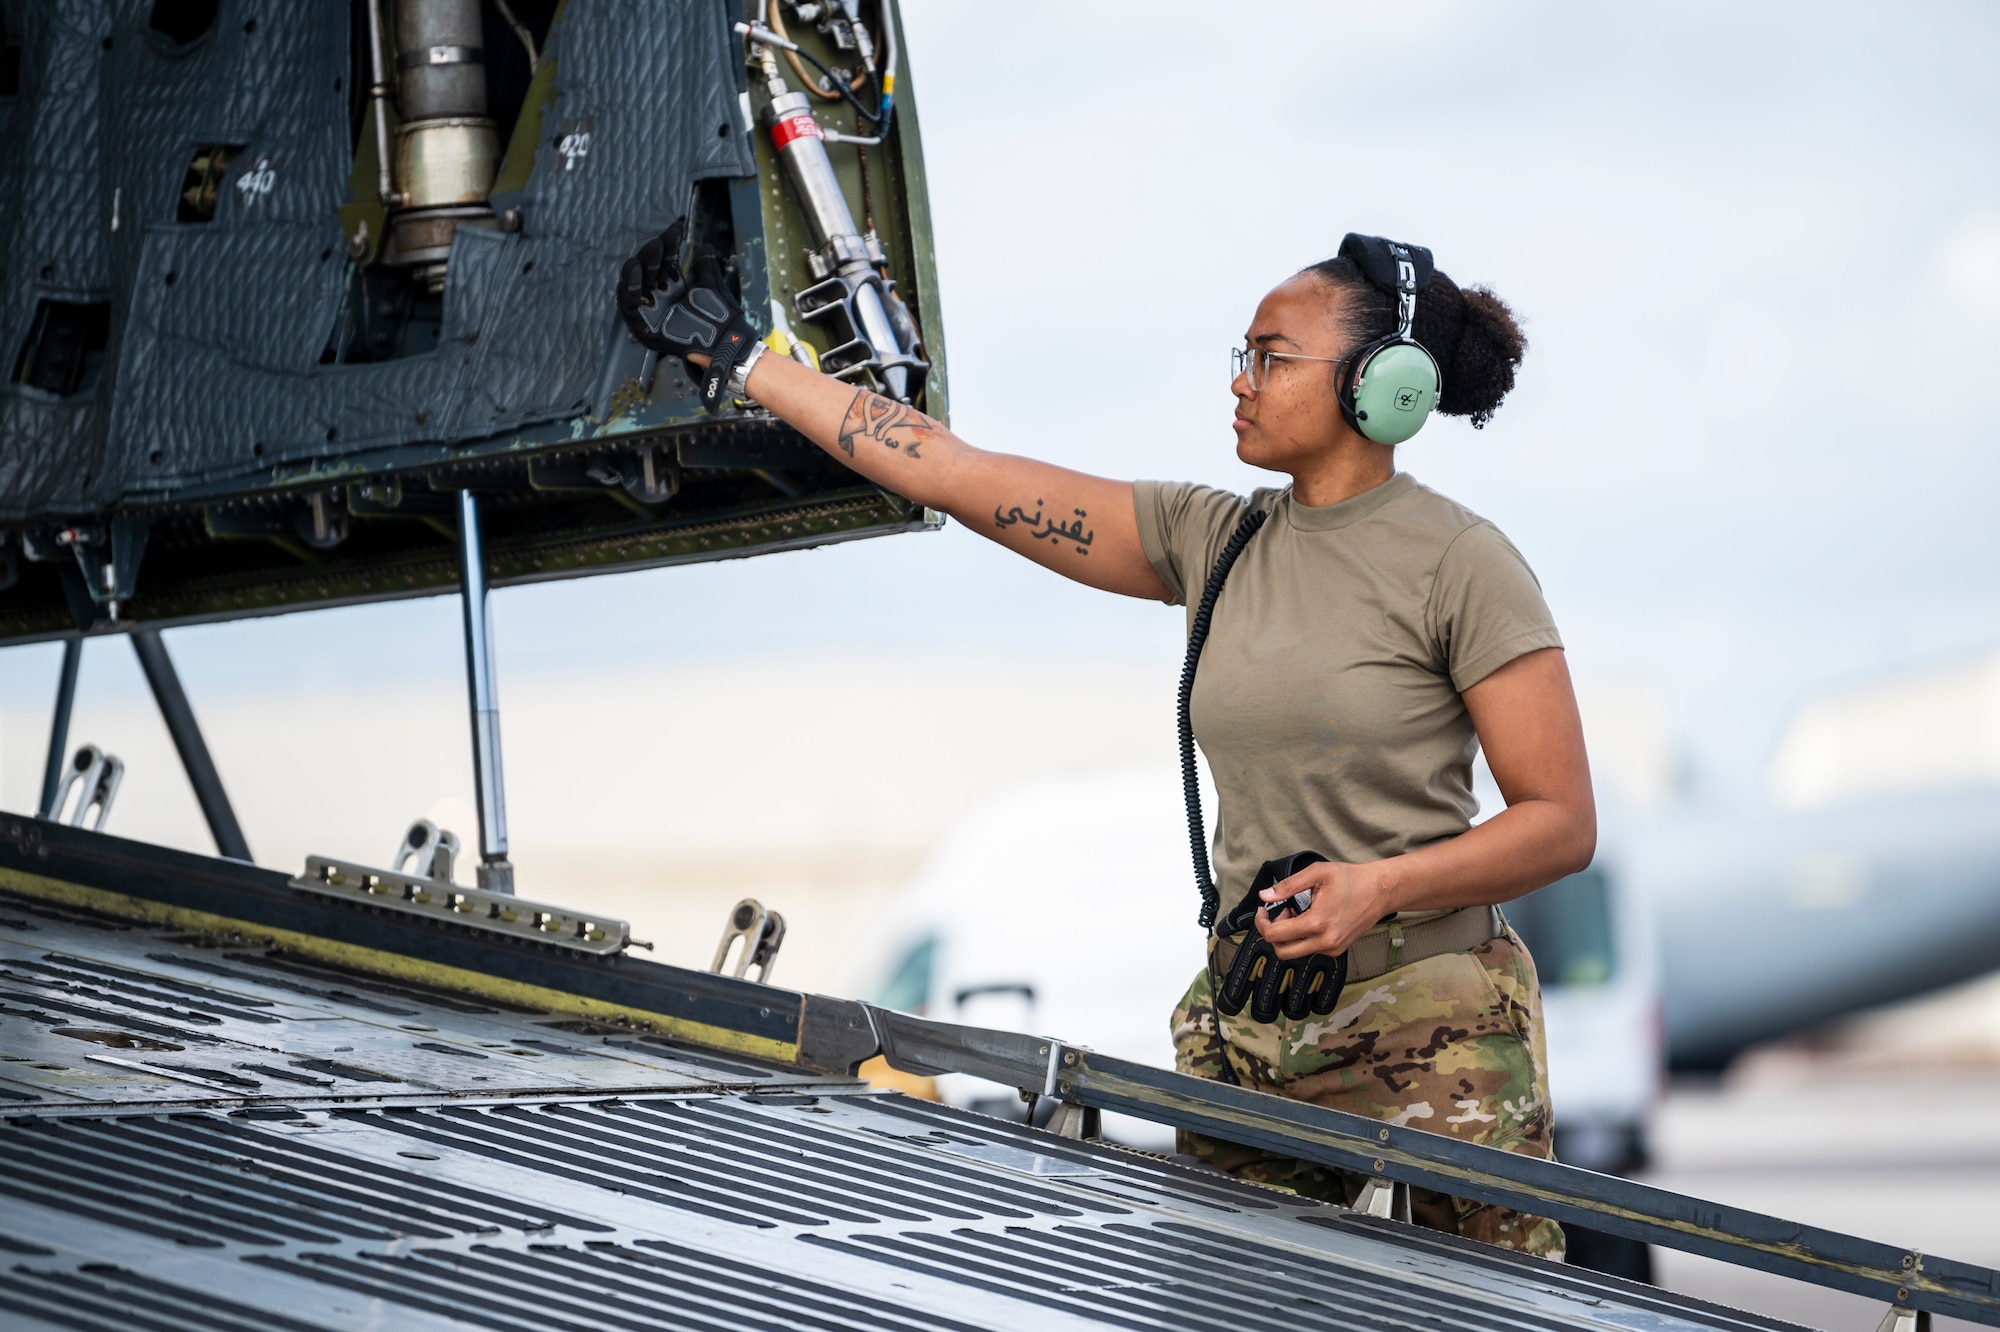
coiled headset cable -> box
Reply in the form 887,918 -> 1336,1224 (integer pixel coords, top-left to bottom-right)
1177,507 -> 1268,929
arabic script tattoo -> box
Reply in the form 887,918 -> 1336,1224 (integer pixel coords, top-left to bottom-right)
836,390 -> 940,460
994,499 -> 1095,556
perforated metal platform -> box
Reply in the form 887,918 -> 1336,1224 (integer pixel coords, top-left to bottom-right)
0,909 -> 814,1106
0,897 -> 1814,1332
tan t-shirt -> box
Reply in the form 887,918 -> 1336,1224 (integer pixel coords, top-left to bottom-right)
1134,472 -> 1562,921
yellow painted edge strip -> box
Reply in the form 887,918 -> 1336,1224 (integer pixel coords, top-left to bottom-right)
0,865 -> 799,1065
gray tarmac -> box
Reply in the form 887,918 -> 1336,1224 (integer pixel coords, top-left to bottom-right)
1639,1075 -> 2000,1331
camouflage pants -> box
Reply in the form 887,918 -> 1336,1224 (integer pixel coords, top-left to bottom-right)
1171,926 -> 1565,1259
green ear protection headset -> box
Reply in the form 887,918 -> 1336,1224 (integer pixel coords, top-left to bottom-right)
1334,233 -> 1441,446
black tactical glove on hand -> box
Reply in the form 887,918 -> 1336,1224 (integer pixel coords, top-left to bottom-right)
617,218 -> 759,412
1212,851 -> 1349,1024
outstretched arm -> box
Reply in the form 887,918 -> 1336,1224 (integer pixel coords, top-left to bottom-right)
742,353 -> 1171,601
616,233 -> 1168,600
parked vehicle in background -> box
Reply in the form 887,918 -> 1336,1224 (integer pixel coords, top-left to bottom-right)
1514,856 -> 1663,1170
1502,818 -> 1663,1280
852,769 -> 1206,1150
1465,768 -> 1665,1190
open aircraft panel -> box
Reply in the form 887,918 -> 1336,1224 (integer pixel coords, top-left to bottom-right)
0,0 -> 944,645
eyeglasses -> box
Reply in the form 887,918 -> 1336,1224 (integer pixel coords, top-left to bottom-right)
1231,345 -> 1346,392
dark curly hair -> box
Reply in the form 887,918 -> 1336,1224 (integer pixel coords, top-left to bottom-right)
1301,256 -> 1526,429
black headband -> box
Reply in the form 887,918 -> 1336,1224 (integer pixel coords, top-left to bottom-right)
1338,233 -> 1434,341
1337,233 -> 1435,295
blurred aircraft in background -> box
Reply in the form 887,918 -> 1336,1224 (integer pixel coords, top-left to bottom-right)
1650,651 -> 2000,1069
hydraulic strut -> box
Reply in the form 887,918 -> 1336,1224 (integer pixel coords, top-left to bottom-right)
740,21 -> 926,402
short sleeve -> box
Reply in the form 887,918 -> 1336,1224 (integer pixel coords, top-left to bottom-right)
1428,522 -> 1564,692
1133,480 -> 1254,606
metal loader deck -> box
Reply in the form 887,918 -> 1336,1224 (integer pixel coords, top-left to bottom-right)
0,818 -> 1992,1331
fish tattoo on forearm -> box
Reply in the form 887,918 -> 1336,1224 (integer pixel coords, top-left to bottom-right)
837,391 -> 940,460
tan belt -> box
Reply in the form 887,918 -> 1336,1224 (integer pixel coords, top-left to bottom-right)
1208,904 -> 1506,988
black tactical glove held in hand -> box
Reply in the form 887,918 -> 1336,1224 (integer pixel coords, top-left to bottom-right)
617,218 -> 759,413
1213,851 -> 1349,1024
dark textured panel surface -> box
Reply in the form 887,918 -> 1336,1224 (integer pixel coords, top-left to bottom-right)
0,2 -> 117,515
0,0 -> 949,646
0,0 -> 757,517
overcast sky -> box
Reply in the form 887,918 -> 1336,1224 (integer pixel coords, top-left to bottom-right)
6,1 -> 1998,809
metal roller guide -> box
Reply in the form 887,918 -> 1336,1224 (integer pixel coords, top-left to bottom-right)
291,854 -> 630,955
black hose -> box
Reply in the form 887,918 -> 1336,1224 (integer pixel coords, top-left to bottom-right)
1178,508 -> 1268,929
785,38 -> 886,132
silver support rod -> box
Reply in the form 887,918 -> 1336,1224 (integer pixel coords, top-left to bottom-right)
364,0 -> 399,206
455,490 -> 512,894
36,638 -> 83,819
130,628 -> 253,863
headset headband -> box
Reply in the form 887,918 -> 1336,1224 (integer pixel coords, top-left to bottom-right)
1336,233 -> 1435,341
1330,234 -> 1443,445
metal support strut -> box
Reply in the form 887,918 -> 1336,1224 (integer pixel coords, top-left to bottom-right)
129,628 -> 252,863
36,638 -> 83,819
456,491 -> 513,894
